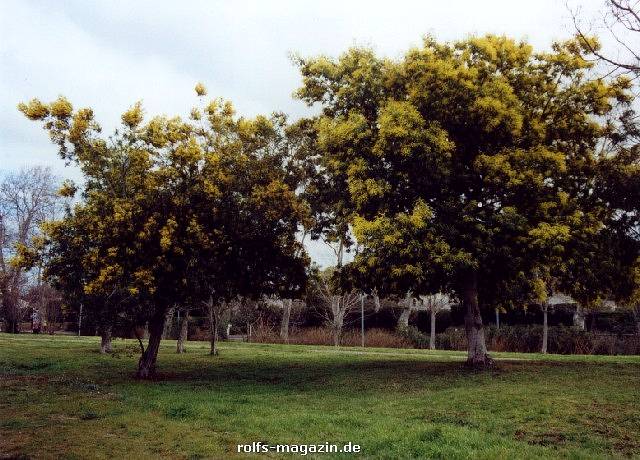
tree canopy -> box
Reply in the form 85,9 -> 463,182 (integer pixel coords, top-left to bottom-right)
294,35 -> 636,365
19,85 -> 309,377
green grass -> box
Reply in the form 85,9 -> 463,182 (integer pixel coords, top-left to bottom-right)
1,334 -> 639,459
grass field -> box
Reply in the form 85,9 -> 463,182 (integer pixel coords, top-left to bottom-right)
1,334 -> 639,459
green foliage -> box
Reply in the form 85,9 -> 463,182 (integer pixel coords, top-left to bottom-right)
294,34 -> 637,311
19,84 -> 310,371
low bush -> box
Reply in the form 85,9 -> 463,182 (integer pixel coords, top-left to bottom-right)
398,326 -> 432,349
251,325 -> 411,348
246,323 -> 640,355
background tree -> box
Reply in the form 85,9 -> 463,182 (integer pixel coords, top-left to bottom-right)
25,283 -> 63,335
572,0 -> 639,77
314,268 -> 361,346
175,307 -> 191,354
595,110 -> 640,332
263,296 -> 297,342
205,297 -> 233,356
418,293 -> 452,350
0,167 -> 58,333
396,293 -> 417,331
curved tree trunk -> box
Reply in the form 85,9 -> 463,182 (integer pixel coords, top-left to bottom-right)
280,299 -> 292,343
99,325 -> 113,354
462,271 -> 492,367
429,307 -> 436,350
397,307 -> 412,331
136,313 -> 166,379
176,311 -> 189,354
541,303 -> 548,354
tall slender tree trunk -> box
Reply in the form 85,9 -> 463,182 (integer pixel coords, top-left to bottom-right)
136,313 -> 166,379
280,299 -> 292,343
176,311 -> 189,354
429,307 -> 436,350
462,271 -> 492,367
99,324 -> 113,354
330,296 -> 344,346
541,303 -> 548,354
495,309 -> 500,329
210,321 -> 219,355
162,307 -> 175,339
207,300 -> 219,356
633,305 -> 640,335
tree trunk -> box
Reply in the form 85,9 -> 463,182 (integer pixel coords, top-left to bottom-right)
573,305 -> 586,330
633,305 -> 640,335
462,271 -> 493,367
495,309 -> 500,329
373,293 -> 381,313
208,301 -> 219,356
280,299 -> 292,343
397,307 -> 411,331
136,314 -> 166,379
176,311 -> 189,354
331,296 -> 344,346
429,307 -> 436,350
332,325 -> 341,346
541,303 -> 548,354
5,318 -> 19,334
210,325 -> 218,355
2,295 -> 21,333
162,307 -> 175,339
99,325 -> 113,354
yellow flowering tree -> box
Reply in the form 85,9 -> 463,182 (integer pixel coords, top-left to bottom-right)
19,84 -> 308,378
295,35 -> 634,366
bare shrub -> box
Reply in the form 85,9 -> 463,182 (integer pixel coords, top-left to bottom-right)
251,325 -> 411,348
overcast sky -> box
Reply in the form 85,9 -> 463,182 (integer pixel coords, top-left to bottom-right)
0,0 -> 606,266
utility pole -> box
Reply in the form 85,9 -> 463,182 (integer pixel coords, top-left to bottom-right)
78,303 -> 83,337
360,294 -> 365,347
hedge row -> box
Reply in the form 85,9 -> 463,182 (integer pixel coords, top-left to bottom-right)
403,325 -> 640,355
